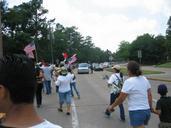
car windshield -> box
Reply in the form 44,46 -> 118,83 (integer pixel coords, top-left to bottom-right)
79,63 -> 88,67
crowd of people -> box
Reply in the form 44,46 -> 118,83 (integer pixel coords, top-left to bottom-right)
0,54 -> 170,128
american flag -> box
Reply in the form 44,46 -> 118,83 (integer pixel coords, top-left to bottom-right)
68,54 -> 77,65
24,42 -> 36,54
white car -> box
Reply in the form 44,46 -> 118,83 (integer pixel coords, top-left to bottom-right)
77,63 -> 90,74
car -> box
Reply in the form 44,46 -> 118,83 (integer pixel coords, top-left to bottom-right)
77,63 -> 90,74
103,62 -> 109,68
93,63 -> 103,71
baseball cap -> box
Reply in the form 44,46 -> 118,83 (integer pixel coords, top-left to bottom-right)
158,84 -> 168,95
60,67 -> 68,75
112,65 -> 121,70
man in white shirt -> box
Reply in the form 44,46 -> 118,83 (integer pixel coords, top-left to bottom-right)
42,62 -> 53,95
56,67 -> 72,115
0,55 -> 62,128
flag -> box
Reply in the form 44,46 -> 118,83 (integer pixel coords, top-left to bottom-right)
68,54 -> 77,65
27,51 -> 34,59
62,52 -> 68,59
24,42 -> 36,59
24,42 -> 36,54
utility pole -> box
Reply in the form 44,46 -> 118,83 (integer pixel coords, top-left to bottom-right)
0,5 -> 3,58
49,26 -> 54,64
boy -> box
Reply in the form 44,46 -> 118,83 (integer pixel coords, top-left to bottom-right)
152,84 -> 171,128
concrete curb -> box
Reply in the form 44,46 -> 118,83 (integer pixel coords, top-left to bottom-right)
147,77 -> 171,83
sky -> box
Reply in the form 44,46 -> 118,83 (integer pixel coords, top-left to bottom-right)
7,0 -> 171,52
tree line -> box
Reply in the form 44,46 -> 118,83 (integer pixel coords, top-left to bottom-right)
1,0 -> 171,65
114,17 -> 171,65
1,0 -> 110,63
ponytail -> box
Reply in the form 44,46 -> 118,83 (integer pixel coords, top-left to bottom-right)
127,61 -> 142,76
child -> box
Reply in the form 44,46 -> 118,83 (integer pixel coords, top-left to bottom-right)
152,84 -> 171,128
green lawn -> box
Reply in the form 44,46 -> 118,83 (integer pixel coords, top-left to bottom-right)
157,62 -> 171,68
106,67 -> 163,75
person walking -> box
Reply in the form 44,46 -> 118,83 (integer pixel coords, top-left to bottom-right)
108,61 -> 153,128
152,84 -> 171,128
35,65 -> 44,108
105,65 -> 125,121
0,54 -> 62,128
68,68 -> 80,99
55,67 -> 72,115
42,62 -> 53,95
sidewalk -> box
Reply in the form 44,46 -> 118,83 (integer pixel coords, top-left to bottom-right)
142,66 -> 171,82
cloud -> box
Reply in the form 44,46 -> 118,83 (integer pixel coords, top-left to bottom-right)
7,0 -> 171,52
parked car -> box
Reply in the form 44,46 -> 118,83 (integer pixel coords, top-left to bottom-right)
93,63 -> 103,71
103,62 -> 109,68
77,63 -> 90,74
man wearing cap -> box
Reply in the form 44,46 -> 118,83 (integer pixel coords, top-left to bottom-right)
152,84 -> 171,128
105,65 -> 125,121
55,67 -> 72,115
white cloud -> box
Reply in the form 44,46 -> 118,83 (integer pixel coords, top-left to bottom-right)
7,0 -> 171,52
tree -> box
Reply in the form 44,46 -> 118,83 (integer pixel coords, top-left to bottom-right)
128,34 -> 166,64
114,41 -> 130,61
166,16 -> 171,60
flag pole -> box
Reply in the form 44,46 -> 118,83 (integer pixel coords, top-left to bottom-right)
34,40 -> 38,63
0,6 -> 3,58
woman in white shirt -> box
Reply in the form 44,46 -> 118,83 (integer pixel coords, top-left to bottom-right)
108,61 -> 153,128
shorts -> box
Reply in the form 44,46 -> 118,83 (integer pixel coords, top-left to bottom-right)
58,91 -> 71,105
129,109 -> 151,127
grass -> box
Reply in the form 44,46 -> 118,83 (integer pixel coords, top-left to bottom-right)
106,67 -> 163,75
157,62 -> 171,68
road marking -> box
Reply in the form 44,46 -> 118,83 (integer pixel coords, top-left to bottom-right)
71,99 -> 79,128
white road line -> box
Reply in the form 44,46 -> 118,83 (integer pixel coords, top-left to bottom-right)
71,99 -> 79,128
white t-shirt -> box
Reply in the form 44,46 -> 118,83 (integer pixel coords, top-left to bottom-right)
108,73 -> 122,94
30,120 -> 62,128
55,74 -> 71,93
121,76 -> 151,111
42,65 -> 53,81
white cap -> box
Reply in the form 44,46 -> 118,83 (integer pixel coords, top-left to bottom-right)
112,65 -> 121,70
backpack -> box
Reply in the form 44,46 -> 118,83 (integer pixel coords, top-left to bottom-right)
114,74 -> 123,89
111,74 -> 123,94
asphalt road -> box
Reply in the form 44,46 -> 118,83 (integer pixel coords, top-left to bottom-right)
36,69 -> 171,128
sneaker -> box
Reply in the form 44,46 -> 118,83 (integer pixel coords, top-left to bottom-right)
121,117 -> 125,122
58,108 -> 63,112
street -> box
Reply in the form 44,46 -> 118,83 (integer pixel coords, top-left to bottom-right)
36,68 -> 171,128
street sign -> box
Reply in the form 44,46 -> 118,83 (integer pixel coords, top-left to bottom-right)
137,50 -> 142,64
109,56 -> 113,61
138,50 -> 142,58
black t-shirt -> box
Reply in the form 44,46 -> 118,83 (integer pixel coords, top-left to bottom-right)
156,96 -> 171,123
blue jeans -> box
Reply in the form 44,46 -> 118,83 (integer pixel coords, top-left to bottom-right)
129,109 -> 151,127
44,80 -> 51,95
110,93 -> 125,120
70,82 -> 80,97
